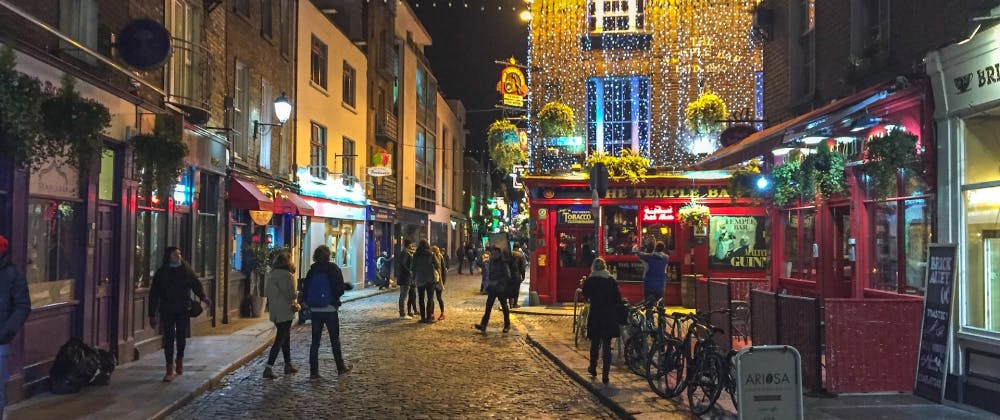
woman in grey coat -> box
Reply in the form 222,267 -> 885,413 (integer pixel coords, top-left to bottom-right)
263,251 -> 299,379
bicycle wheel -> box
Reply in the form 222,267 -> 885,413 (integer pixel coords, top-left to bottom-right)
686,351 -> 725,416
646,339 -> 683,398
624,332 -> 652,376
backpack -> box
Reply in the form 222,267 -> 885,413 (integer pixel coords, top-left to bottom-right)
306,269 -> 332,308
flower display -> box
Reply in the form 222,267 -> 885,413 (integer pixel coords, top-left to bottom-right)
678,201 -> 710,228
684,91 -> 729,134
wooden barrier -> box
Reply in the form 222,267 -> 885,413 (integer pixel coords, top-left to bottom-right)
749,289 -> 777,345
708,280 -> 732,351
777,294 -> 822,392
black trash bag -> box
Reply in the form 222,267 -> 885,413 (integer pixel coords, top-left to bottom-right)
91,349 -> 117,386
49,338 -> 101,394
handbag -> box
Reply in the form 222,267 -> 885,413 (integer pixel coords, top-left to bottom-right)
614,301 -> 629,325
188,298 -> 204,318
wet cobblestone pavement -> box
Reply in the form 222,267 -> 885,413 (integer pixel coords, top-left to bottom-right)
169,273 -> 618,420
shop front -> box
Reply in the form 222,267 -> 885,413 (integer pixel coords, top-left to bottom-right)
396,208 -> 429,249
927,25 -> 1000,415
365,205 -> 395,287
523,175 -> 767,305
300,196 -> 366,289
697,78 -> 936,393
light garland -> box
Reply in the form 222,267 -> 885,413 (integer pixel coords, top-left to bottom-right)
527,0 -> 762,173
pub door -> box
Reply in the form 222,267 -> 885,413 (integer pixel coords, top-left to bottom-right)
554,227 -> 597,302
829,205 -> 853,298
92,204 -> 117,350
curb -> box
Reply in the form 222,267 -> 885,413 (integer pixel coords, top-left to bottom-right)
525,333 -> 635,420
509,307 -> 575,317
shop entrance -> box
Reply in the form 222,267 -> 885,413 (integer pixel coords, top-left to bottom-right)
829,205 -> 853,297
92,205 -> 117,350
554,227 -> 596,302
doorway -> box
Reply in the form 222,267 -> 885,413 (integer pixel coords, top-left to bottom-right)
554,227 -> 596,302
830,205 -> 853,297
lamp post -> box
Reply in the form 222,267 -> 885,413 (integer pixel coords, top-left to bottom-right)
253,91 -> 292,137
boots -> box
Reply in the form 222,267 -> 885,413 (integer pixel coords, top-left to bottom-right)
175,359 -> 184,375
263,366 -> 278,379
163,364 -> 176,382
284,363 -> 298,374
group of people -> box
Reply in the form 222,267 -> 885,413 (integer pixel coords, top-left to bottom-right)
471,243 -> 527,333
395,239 -> 448,323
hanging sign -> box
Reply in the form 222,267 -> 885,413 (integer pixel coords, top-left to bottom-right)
556,205 -> 594,225
497,60 -> 528,108
248,210 -> 273,226
641,205 -> 674,222
708,215 -> 770,270
368,149 -> 392,177
914,243 -> 957,403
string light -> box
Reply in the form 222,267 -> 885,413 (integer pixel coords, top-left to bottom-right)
527,0 -> 762,172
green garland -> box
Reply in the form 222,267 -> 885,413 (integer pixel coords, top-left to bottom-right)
861,129 -> 918,199
537,101 -> 575,138
772,160 -> 801,207
40,75 -> 112,171
129,132 -> 189,197
727,158 -> 762,202
800,143 -> 847,199
0,46 -> 46,168
585,149 -> 650,184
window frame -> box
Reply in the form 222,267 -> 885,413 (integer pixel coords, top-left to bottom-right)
260,0 -> 273,39
585,76 -> 651,155
310,122 -> 328,179
342,137 -> 356,181
234,0 -> 251,18
343,61 -> 357,109
278,0 -> 292,58
234,60 -> 251,161
310,36 -> 328,90
587,0 -> 645,33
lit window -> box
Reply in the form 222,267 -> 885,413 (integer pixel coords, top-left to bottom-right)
586,76 -> 651,155
587,0 -> 645,33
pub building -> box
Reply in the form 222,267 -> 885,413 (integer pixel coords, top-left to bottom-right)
695,77 -> 936,394
522,173 -> 768,306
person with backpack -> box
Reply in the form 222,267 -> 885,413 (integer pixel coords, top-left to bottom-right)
376,251 -> 392,290
301,245 -> 353,379
473,246 -> 512,334
410,240 -> 439,323
262,251 -> 299,379
148,247 -> 210,382
397,240 -> 416,319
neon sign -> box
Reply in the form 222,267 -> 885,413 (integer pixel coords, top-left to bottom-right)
641,205 -> 675,222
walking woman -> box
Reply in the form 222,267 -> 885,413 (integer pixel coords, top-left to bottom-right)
148,247 -> 210,382
302,245 -> 353,379
473,246 -> 512,334
581,258 -> 623,385
431,246 -> 446,320
263,251 -> 299,379
410,240 -> 438,323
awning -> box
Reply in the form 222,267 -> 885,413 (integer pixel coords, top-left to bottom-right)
695,82 -> 895,170
229,177 -> 273,211
274,191 -> 315,216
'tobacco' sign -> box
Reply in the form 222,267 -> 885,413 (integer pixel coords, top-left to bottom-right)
736,345 -> 804,420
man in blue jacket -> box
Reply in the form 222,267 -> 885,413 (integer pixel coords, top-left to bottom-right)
0,235 -> 30,417
636,241 -> 668,307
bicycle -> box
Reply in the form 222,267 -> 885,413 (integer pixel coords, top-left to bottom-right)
572,276 -> 589,348
683,309 -> 738,416
645,309 -> 688,398
622,297 -> 659,377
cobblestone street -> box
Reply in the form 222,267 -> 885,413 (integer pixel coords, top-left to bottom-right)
169,273 -> 617,420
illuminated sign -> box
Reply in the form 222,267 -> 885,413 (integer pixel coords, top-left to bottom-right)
497,61 -> 528,108
641,205 -> 675,222
511,165 -> 527,190
556,205 -> 594,225
604,187 -> 729,199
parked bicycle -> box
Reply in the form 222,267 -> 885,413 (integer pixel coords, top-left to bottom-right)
621,296 -> 660,376
572,276 -> 589,348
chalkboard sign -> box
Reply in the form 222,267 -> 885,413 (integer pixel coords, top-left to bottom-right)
913,244 -> 957,403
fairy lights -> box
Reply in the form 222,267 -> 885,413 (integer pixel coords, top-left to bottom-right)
527,0 -> 762,172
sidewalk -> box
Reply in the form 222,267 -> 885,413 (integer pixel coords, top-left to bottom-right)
6,286 -> 392,420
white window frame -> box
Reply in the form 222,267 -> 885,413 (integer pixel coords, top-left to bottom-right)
259,79 -> 273,170
59,0 -> 98,64
343,61 -> 357,109
166,0 -> 201,105
342,137 -> 356,181
588,0 -> 643,33
586,76 -> 651,154
234,60 -> 250,160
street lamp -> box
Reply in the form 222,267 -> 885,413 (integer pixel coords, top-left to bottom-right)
253,91 -> 292,137
519,10 -> 532,22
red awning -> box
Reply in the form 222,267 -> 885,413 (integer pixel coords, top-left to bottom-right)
274,191 -> 315,217
229,177 -> 273,211
695,82 -> 895,170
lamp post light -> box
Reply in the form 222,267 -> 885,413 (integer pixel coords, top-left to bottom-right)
253,91 -> 292,137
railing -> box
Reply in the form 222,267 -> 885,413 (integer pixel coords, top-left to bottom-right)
165,37 -> 212,123
375,111 -> 398,142
378,45 -> 398,79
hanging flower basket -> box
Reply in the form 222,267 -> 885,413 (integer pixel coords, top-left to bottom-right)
678,201 -> 710,228
728,158 -> 763,202
861,128 -> 919,199
487,119 -> 526,173
684,92 -> 729,134
537,101 -> 575,138
129,132 -> 189,197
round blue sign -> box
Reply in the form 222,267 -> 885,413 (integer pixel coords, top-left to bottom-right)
117,19 -> 172,71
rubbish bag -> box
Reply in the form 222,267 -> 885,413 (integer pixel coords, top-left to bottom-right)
49,338 -> 101,394
91,349 -> 117,386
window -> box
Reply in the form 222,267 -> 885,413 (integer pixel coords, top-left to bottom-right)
310,123 -> 327,179
98,149 -> 115,201
416,67 -> 426,111
441,128 -> 449,205
279,0 -> 292,57
587,0 -> 645,33
134,204 -> 167,290
604,205 -> 638,255
415,129 -> 427,185
261,0 -> 273,39
343,61 -> 356,108
586,76 -> 650,155
781,209 -> 816,280
59,0 -> 98,63
195,173 -> 219,276
230,211 -> 248,272
851,0 -> 890,58
234,0 -> 250,17
310,36 -> 328,90
962,116 -> 1000,333
166,0 -> 200,105
234,60 -> 250,160
260,79 -> 273,170
792,0 -> 816,98
425,131 -> 436,186
26,199 -> 80,306
342,137 -> 356,180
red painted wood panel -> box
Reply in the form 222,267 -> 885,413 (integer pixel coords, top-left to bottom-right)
824,298 -> 924,393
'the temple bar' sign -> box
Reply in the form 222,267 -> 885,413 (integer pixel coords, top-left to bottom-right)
604,187 -> 729,199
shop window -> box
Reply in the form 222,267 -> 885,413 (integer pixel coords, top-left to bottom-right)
172,212 -> 191,254
781,209 -> 815,280
869,197 -> 933,295
26,199 -> 80,306
641,223 -> 674,254
604,205 -> 638,255
231,210 -> 249,273
962,116 -> 1000,333
557,232 -> 595,268
98,149 -> 115,201
134,207 -> 167,289
195,173 -> 219,276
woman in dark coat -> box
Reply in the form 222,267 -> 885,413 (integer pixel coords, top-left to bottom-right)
473,246 -> 512,334
149,247 -> 210,382
581,257 -> 623,385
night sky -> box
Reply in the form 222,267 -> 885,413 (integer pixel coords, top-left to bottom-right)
408,0 -> 529,163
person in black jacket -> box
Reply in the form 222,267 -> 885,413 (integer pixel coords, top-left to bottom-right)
396,240 -> 416,319
148,247 -> 209,382
508,244 -> 527,308
473,246 -> 512,334
582,257 -> 623,385
302,245 -> 353,379
0,235 -> 30,415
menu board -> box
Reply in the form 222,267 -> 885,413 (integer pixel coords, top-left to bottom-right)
913,244 -> 957,403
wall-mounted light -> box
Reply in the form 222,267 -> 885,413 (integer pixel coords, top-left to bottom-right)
254,91 -> 292,137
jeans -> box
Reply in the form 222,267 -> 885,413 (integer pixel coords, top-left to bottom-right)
309,311 -> 345,375
398,284 -> 416,317
457,258 -> 466,274
0,344 -> 9,420
479,294 -> 510,329
161,312 -> 189,365
418,285 -> 435,320
589,336 -> 612,376
434,286 -> 444,314
643,288 -> 663,309
408,285 -> 418,314
267,321 -> 292,365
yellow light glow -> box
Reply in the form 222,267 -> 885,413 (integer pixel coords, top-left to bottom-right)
519,10 -> 532,21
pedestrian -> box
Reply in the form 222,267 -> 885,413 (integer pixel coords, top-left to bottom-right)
477,248 -> 490,294
148,247 -> 210,382
0,235 -> 30,417
262,251 -> 299,379
467,245 -> 478,274
581,258 -> 623,385
397,240 -> 416,319
456,243 -> 467,274
473,246 -> 512,334
636,241 -> 668,307
431,246 -> 446,320
376,251 -> 393,290
508,244 -> 527,308
410,240 -> 438,323
302,245 -> 353,379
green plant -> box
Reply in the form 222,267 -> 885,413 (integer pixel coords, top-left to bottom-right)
801,142 -> 847,200
129,132 -> 190,197
0,46 -> 49,168
487,119 -> 526,173
678,201 -> 710,228
861,128 -> 919,199
487,119 -> 519,145
728,158 -> 762,202
537,101 -> 575,138
39,75 -> 112,171
772,159 -> 801,207
684,91 -> 728,134
584,149 -> 650,184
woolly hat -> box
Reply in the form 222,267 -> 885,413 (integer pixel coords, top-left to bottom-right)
0,235 -> 7,256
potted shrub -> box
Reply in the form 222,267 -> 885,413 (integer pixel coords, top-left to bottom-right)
241,241 -> 273,318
